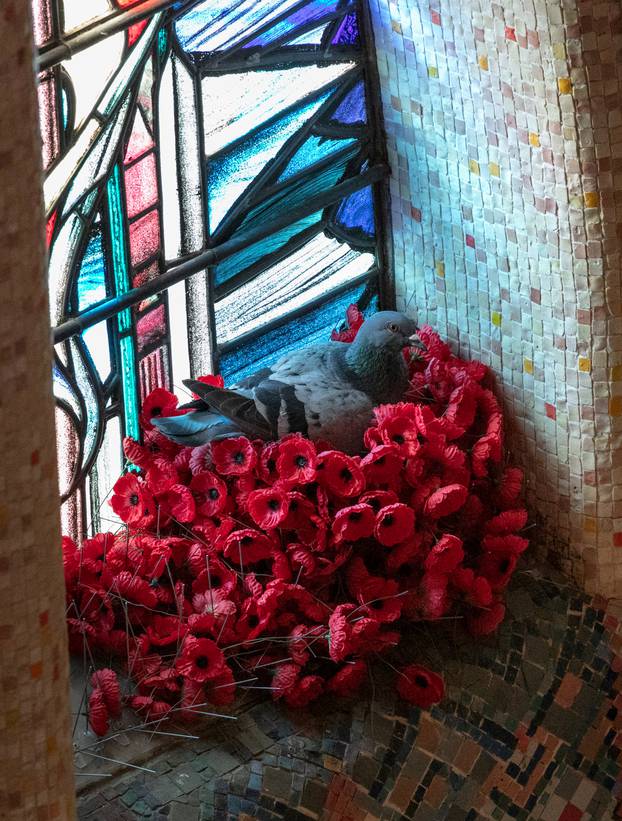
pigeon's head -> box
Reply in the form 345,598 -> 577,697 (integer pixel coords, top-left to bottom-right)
355,311 -> 420,352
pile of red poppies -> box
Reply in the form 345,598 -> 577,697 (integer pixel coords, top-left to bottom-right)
63,309 -> 528,736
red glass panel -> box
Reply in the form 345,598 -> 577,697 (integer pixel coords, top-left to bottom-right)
136,304 -> 166,352
128,20 -> 148,45
37,70 -> 59,171
139,346 -> 169,399
124,108 -> 154,163
129,208 -> 160,267
124,153 -> 158,218
46,210 -> 58,247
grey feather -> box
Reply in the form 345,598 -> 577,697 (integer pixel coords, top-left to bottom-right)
151,311 -> 420,454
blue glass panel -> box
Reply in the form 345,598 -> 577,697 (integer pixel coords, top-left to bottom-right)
332,13 -> 359,46
243,0 -> 340,49
328,81 -> 366,126
240,145 -> 359,230
176,0 -> 302,53
277,134 -> 357,183
76,228 -> 106,310
335,185 -> 375,237
107,165 -> 140,439
208,92 -> 333,234
220,282 -> 372,384
61,86 -> 69,129
214,212 -> 322,288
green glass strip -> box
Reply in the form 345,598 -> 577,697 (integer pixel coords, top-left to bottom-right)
107,164 -> 140,440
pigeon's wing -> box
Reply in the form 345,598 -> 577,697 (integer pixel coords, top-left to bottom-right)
151,411 -> 242,446
183,379 -> 273,440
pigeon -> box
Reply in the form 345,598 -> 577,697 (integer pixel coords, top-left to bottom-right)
152,311 -> 421,455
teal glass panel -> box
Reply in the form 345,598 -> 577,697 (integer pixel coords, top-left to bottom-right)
219,281 -> 372,384
107,164 -> 140,439
76,228 -> 106,310
213,212 -> 322,288
208,92 -> 333,234
277,134 -> 357,183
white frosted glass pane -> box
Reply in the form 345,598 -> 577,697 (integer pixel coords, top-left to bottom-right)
48,214 -> 83,325
174,53 -> 204,254
158,58 -> 182,260
176,0 -> 301,52
186,271 -> 213,377
215,235 -> 375,344
63,34 -> 124,128
167,281 -> 191,392
208,92 -> 331,233
62,95 -> 132,216
289,25 -> 329,45
53,365 -> 81,419
44,121 -> 98,213
201,62 -> 354,156
87,415 -> 123,534
83,322 -> 111,381
62,0 -> 111,32
70,337 -> 99,469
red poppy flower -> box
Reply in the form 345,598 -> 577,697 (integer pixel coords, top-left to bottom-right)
331,303 -> 364,342
481,534 -> 529,555
190,471 -> 228,518
327,660 -> 367,697
189,443 -> 213,476
110,474 -> 156,529
128,696 -> 171,721
112,571 -> 158,609
315,451 -> 365,498
187,613 -> 217,639
452,569 -> 493,608
328,604 -> 356,662
90,669 -> 121,717
211,436 -> 257,476
194,373 -> 225,392
205,665 -> 237,706
403,572 -> 449,620
332,504 -> 375,542
236,598 -> 273,643
158,484 -> 196,524
466,601 -> 506,636
423,483 -> 468,519
495,466 -> 524,509
361,445 -> 403,488
374,503 -> 415,547
192,516 -> 236,550
140,387 -> 184,431
396,664 -> 445,708
123,436 -> 157,470
287,624 -> 326,665
137,538 -> 172,578
138,667 -> 181,699
360,489 -> 399,513
80,532 -> 114,575
271,663 -> 324,708
277,435 -> 317,484
479,551 -> 517,591
247,487 -> 289,530
88,688 -> 110,736
191,588 -> 237,635
223,529 -> 275,565
176,636 -> 226,682
62,536 -> 80,589
146,615 -> 188,648
484,509 -> 528,535
192,558 -> 237,598
350,616 -> 399,657
358,577 -> 403,622
424,535 -> 464,574
145,459 -> 178,494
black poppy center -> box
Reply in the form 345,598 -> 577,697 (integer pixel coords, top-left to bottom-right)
376,456 -> 386,466
267,458 -> 276,474
233,451 -> 245,464
340,467 -> 353,482
241,536 -> 253,546
370,600 -> 383,610
268,499 -> 280,511
381,514 -> 394,527
295,455 -> 308,468
247,614 -> 260,628
393,434 -> 405,444
151,406 -> 162,416
499,559 -> 510,573
129,494 -> 139,506
414,674 -> 429,688
348,511 -> 362,522
210,574 -> 222,588
253,559 -> 272,576
195,655 -> 209,669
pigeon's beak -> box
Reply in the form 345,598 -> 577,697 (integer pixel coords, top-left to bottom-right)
407,331 -> 425,350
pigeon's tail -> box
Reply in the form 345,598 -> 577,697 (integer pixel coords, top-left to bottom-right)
151,411 -> 244,446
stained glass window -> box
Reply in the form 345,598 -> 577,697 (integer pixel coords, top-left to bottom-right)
32,0 -> 389,539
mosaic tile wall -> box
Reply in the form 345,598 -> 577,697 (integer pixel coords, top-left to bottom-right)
366,0 -> 622,596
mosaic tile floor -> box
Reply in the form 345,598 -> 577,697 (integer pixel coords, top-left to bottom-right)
76,567 -> 622,820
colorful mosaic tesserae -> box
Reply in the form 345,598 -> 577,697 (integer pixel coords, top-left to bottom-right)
367,0 -> 622,596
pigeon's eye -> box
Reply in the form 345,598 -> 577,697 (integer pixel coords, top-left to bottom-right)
387,322 -> 399,333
